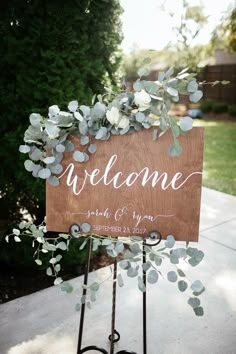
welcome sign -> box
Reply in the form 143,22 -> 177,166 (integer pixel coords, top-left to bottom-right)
46,127 -> 204,241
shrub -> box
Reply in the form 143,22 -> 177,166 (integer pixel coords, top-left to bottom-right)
228,104 -> 236,116
200,99 -> 213,113
212,102 -> 228,114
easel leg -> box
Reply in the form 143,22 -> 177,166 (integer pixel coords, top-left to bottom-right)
142,241 -> 147,354
110,257 -> 118,354
77,238 -> 92,353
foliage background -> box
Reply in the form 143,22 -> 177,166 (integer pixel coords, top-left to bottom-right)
0,0 -> 123,269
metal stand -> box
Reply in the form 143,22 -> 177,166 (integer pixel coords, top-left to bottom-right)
69,224 -> 162,354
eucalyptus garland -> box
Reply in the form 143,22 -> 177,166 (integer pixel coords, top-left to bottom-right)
6,62 -> 208,316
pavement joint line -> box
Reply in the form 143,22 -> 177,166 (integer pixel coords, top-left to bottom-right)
200,216 -> 236,233
200,233 -> 236,252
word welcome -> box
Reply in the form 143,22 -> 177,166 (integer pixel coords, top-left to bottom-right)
59,154 -> 202,196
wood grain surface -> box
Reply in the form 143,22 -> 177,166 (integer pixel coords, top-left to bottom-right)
46,127 -> 204,241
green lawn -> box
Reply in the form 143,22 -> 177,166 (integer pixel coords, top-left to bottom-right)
194,119 -> 236,196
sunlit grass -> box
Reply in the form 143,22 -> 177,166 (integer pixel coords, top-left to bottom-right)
194,119 -> 236,195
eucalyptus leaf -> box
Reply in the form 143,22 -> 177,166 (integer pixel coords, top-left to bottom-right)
138,276 -> 146,292
88,143 -> 97,154
43,156 -> 55,164
50,164 -> 63,174
191,280 -> 204,293
178,280 -> 188,292
54,277 -> 63,286
127,266 -> 139,278
167,271 -> 178,282
19,145 -> 31,154
119,260 -> 130,270
56,144 -> 66,153
24,160 -> 35,172
167,87 -> 178,97
73,151 -> 85,162
138,67 -> 150,77
38,168 -> 51,179
165,235 -> 175,248
30,113 -> 41,126
180,116 -> 193,132
81,223 -> 91,233
115,241 -> 124,254
147,269 -> 159,284
95,126 -> 108,140
189,90 -> 203,103
168,140 -> 183,157
56,241 -> 67,251
188,297 -> 201,309
46,267 -> 53,276
61,281 -> 73,293
47,175 -> 59,186
117,274 -> 124,287
193,306 -> 204,316
80,135 -> 89,146
187,80 -> 198,93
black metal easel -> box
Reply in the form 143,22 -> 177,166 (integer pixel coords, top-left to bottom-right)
69,224 -> 162,354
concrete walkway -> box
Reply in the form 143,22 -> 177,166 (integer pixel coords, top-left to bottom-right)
0,187 -> 236,354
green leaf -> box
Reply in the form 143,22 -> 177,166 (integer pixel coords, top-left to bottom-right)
90,282 -> 100,291
142,57 -> 152,65
172,248 -> 187,258
154,256 -> 162,266
54,277 -> 63,285
56,241 -> 67,250
80,135 -> 89,146
102,239 -> 112,246
81,222 -> 91,233
138,67 -> 150,77
170,253 -> 179,264
119,260 -> 130,270
115,241 -> 124,254
47,175 -> 60,187
178,280 -> 188,292
14,236 -> 21,242
193,306 -> 204,316
167,271 -> 178,282
61,281 -> 73,293
13,228 -> 20,236
117,274 -> 124,287
38,168 -> 51,179
88,144 -> 97,154
189,90 -> 203,103
56,144 -> 66,153
127,266 -> 139,278
73,150 -> 85,162
138,276 -> 146,292
147,269 -> 159,284
35,259 -> 42,266
92,239 -> 101,251
29,113 -> 41,126
95,126 -> 108,140
43,242 -> 57,251
187,80 -> 198,93
19,145 -> 31,153
191,280 -> 204,293
152,128 -> 158,141
188,297 -> 201,309
168,140 -> 183,157
142,262 -> 151,271
46,267 -> 53,276
180,116 -> 193,132
165,67 -> 174,78
177,269 -> 186,277
165,235 -> 175,248
167,87 -> 178,97
75,303 -> 81,312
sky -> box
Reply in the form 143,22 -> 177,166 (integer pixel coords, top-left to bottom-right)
120,0 -> 235,53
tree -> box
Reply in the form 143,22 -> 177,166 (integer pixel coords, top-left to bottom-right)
164,0 -> 208,71
211,7 -> 236,53
0,0 -> 123,234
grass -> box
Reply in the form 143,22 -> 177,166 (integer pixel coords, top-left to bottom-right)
194,119 -> 236,196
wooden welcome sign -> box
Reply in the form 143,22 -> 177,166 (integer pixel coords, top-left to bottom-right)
46,128 -> 204,241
